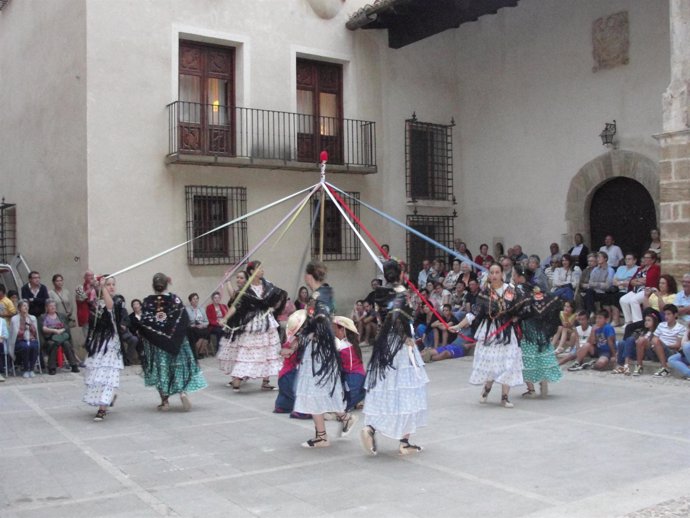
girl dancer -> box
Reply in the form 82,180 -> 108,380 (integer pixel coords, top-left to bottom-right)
360,259 -> 428,456
138,273 -> 207,411
454,263 -> 523,408
216,271 -> 247,385
511,265 -> 563,399
82,277 -> 125,421
293,261 -> 356,448
218,261 -> 285,392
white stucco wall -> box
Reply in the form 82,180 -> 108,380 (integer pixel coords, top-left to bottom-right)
452,0 -> 669,258
0,0 -> 88,290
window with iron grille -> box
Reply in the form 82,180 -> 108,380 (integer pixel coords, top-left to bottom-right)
0,200 -> 16,263
185,186 -> 247,265
406,215 -> 454,283
405,118 -> 454,201
310,192 -> 361,261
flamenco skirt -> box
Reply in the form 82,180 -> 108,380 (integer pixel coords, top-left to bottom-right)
363,345 -> 429,439
144,339 -> 207,396
83,337 -> 124,407
468,320 -> 524,387
218,313 -> 282,379
294,342 -> 345,415
521,339 -> 563,384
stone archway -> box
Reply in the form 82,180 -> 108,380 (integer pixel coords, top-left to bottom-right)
565,150 -> 659,248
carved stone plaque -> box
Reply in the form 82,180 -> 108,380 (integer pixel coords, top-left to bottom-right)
592,11 -> 629,72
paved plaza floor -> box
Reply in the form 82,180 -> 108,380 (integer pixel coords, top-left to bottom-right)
1,355 -> 690,518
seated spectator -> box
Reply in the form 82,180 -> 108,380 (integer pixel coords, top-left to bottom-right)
0,316 -> 7,381
450,281 -> 468,318
599,234 -> 624,268
417,259 -> 434,290
544,257 -> 561,288
511,244 -> 528,265
612,313 -> 658,375
642,274 -> 677,320
186,293 -> 211,358
466,279 -> 481,308
559,311 -> 592,366
644,304 -> 685,377
364,278 -> 382,307
552,301 -> 576,354
429,281 -> 451,311
550,254 -> 581,301
583,252 -> 614,317
9,300 -> 40,378
359,300 -> 378,345
414,303 -> 435,349
443,259 -> 462,291
474,243 -> 494,269
620,251 -> 660,326
40,299 -> 80,374
7,290 -> 19,308
21,271 -> 49,318
603,253 -> 638,327
528,255 -> 549,292
449,239 -> 472,266
676,273 -> 690,327
646,228 -> 662,261
567,310 -> 615,371
205,291 -> 229,345
333,316 -> 366,411
542,242 -> 562,269
294,286 -> 310,310
458,261 -> 477,288
48,274 -> 75,328
350,300 -> 366,328
500,255 -> 514,284
0,283 -> 17,327
667,327 -> 690,379
430,304 -> 460,347
568,233 -> 590,270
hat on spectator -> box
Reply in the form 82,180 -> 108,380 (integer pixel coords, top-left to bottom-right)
332,315 -> 359,335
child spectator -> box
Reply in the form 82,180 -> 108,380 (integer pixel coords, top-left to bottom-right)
560,311 -> 591,366
612,313 -> 658,376
568,310 -> 615,371
648,304 -> 685,377
552,300 -> 576,354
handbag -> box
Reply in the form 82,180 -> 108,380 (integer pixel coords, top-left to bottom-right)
52,332 -> 71,344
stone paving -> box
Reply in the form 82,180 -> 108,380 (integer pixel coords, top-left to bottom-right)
1,355 -> 690,518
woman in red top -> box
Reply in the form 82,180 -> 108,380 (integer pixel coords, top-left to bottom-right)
474,243 -> 495,269
205,291 -> 228,345
620,251 -> 661,325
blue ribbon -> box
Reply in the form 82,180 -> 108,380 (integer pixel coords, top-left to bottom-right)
327,182 -> 487,272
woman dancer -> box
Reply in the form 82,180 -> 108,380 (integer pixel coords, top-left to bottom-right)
218,261 -> 285,392
294,261 -> 356,448
453,263 -> 523,408
360,259 -> 428,456
138,273 -> 207,411
82,277 -> 125,421
216,271 -> 247,384
512,265 -> 563,399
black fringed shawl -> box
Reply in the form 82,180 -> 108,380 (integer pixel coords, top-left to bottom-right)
366,284 -> 412,388
135,292 -> 190,356
469,283 -> 526,345
225,278 -> 287,339
297,285 -> 342,396
85,297 -> 127,357
515,283 -> 563,352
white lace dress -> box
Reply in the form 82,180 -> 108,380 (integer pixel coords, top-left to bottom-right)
82,311 -> 123,406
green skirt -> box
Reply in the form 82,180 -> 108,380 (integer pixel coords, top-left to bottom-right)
521,340 -> 563,384
143,339 -> 208,396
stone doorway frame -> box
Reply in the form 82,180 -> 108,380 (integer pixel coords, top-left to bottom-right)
564,150 -> 659,248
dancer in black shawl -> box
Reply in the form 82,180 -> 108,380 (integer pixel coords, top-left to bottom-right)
82,276 -> 127,421
511,265 -> 563,399
137,273 -> 207,411
218,261 -> 286,392
293,261 -> 357,448
360,259 -> 429,456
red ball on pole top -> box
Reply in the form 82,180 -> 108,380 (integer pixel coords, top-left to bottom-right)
320,150 -> 328,162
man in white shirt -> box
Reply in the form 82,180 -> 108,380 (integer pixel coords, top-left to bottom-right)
675,273 -> 690,327
599,235 -> 624,268
417,259 -> 433,290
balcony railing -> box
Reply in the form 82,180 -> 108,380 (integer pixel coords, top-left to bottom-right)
167,101 -> 377,173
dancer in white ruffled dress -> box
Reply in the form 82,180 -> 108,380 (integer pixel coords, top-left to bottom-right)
453,263 -> 524,408
82,277 -> 125,422
361,259 -> 429,456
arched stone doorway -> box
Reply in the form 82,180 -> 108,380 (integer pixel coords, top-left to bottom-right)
565,150 -> 659,251
589,177 -> 657,258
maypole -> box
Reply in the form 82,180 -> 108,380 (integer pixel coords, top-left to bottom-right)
318,150 -> 328,261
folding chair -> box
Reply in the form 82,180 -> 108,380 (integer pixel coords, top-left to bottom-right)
2,342 -> 15,377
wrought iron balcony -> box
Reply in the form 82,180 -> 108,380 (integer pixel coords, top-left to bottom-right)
166,101 -> 377,174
